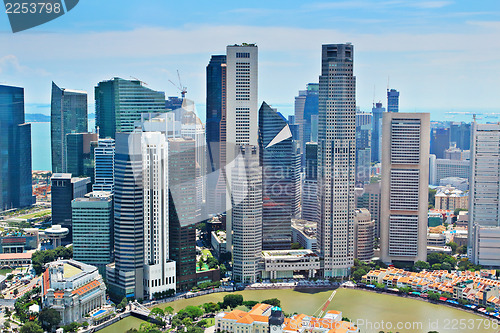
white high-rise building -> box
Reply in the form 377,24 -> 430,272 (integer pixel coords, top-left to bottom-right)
224,44 -> 259,253
93,138 -> 115,193
317,44 -> 356,278
141,132 -> 176,299
231,145 -> 262,283
380,113 -> 430,264
469,121 -> 500,266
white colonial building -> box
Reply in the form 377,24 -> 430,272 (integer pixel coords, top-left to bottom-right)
42,260 -> 106,325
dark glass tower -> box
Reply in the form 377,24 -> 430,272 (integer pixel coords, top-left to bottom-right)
51,82 -> 88,173
259,102 -> 296,250
371,102 -> 385,163
66,132 -> 98,180
450,122 -> 471,150
430,127 -> 450,158
206,55 -> 227,174
168,138 -> 197,291
387,88 -> 400,113
0,84 -> 32,210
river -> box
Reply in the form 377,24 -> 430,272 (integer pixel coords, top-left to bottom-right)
153,288 -> 498,333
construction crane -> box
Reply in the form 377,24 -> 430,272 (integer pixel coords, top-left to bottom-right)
307,289 -> 337,332
168,70 -> 187,98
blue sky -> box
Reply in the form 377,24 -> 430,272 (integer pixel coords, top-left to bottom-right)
1,0 -> 500,119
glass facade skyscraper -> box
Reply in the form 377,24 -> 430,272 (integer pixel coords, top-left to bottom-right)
0,84 -> 32,210
259,102 -> 295,250
66,132 -> 98,180
51,82 -> 88,173
371,102 -> 385,163
387,88 -> 399,113
95,78 -> 166,139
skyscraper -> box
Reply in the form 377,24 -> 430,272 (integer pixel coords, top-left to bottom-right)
354,208 -> 375,262
168,137 -> 197,291
387,89 -> 399,113
294,83 -> 319,167
380,113 -> 430,264
355,112 -> 372,184
95,78 -> 165,139
302,142 -> 319,223
259,102 -> 294,250
107,132 -> 144,300
51,173 -> 90,244
232,145 -> 262,283
66,132 -> 98,179
93,138 -> 115,193
206,55 -> 227,175
142,132 -> 176,299
0,84 -> 32,210
469,121 -> 500,266
450,122 -> 471,151
371,102 -> 385,163
225,44 -> 259,253
51,82 -> 88,173
317,43 -> 356,277
72,191 -> 113,275
430,127 -> 450,159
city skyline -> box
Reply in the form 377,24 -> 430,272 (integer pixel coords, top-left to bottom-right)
1,1 -> 500,119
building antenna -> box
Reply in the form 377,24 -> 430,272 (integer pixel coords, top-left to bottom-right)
373,84 -> 376,107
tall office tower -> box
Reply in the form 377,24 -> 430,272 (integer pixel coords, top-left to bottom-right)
294,83 -> 319,167
206,55 -> 227,175
66,132 -> 98,180
469,121 -> 500,266
181,111 -> 206,217
93,138 -> 115,193
0,84 -> 32,210
168,138 -> 197,291
355,181 -> 381,237
232,145 -> 262,283
380,113 -> 430,264
51,173 -> 90,243
302,142 -> 320,223
72,191 -> 113,276
356,112 -> 372,185
450,122 -> 471,151
259,102 -> 295,250
95,78 -> 165,139
354,208 -> 375,262
225,44 -> 259,253
107,132 -> 144,301
371,102 -> 385,164
430,127 -> 450,159
317,43 -> 356,278
387,89 -> 399,113
51,82 -> 88,173
165,96 -> 183,113
142,132 -> 176,299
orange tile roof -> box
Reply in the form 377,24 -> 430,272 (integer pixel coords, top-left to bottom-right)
249,303 -> 271,315
43,269 -> 50,296
54,292 -> 64,299
71,280 -> 100,296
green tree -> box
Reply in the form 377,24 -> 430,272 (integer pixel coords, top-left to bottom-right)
352,268 -> 367,281
261,298 -> 281,307
198,258 -> 205,270
182,317 -> 193,326
184,305 -> 203,319
457,245 -> 467,255
150,307 -> 164,318
291,243 -> 303,249
414,261 -> 430,271
431,263 -> 442,270
220,263 -> 227,276
223,294 -> 243,308
117,297 -> 128,309
20,322 -> 43,333
39,308 -> 61,332
428,188 -> 437,209
203,302 -> 220,313
61,322 -> 80,333
446,242 -> 458,254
